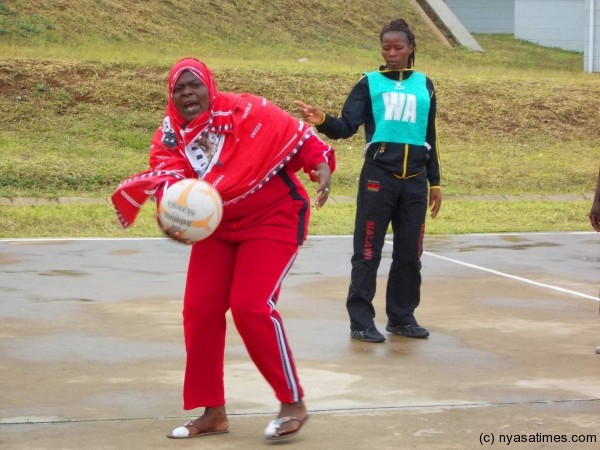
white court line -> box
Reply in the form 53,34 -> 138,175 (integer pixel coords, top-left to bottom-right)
422,250 -> 598,302
2,235 -> 597,302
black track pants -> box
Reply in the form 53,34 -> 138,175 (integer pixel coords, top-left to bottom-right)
346,163 -> 428,331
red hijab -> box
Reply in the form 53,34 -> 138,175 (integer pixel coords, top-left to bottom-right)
162,58 -> 222,142
112,58 -> 315,228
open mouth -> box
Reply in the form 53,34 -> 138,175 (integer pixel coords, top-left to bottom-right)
184,102 -> 201,114
184,101 -> 199,109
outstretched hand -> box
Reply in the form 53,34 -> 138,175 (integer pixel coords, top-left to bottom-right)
293,100 -> 325,125
311,162 -> 332,209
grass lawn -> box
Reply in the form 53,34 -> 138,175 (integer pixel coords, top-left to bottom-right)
0,0 -> 598,238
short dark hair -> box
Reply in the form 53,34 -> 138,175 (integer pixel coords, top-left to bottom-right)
380,19 -> 416,68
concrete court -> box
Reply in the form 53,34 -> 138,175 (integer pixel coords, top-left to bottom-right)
0,232 -> 599,449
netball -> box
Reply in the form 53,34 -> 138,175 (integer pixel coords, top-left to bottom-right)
158,178 -> 223,243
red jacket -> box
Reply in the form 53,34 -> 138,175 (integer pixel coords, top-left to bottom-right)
214,135 -> 333,245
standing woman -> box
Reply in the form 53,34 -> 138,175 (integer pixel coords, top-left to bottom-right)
112,58 -> 335,440
295,18 -> 441,343
590,167 -> 600,355
590,167 -> 600,232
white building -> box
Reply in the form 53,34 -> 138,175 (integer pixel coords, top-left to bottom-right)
443,0 -> 514,33
441,0 -> 599,72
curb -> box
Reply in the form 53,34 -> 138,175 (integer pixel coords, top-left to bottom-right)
0,197 -> 112,206
0,194 -> 594,206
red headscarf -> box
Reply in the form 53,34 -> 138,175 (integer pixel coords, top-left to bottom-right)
162,58 -> 222,142
111,58 -> 316,228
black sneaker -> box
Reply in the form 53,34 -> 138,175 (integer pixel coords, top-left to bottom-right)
386,323 -> 430,338
350,327 -> 386,343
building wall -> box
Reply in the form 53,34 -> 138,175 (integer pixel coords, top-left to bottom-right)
583,0 -> 600,71
514,0 -> 585,52
444,0 -> 514,33
440,0 -> 598,71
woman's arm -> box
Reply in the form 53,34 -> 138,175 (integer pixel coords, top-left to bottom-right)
294,77 -> 371,140
287,132 -> 336,209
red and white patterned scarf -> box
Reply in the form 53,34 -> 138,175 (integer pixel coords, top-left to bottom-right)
111,58 -> 315,228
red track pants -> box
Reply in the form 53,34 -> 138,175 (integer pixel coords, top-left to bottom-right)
182,236 -> 304,409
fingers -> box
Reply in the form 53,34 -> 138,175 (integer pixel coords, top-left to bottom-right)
292,100 -> 308,109
591,215 -> 600,232
314,186 -> 330,210
169,230 -> 193,245
429,199 -> 440,219
293,100 -> 322,124
429,190 -> 442,219
157,216 -> 194,245
293,100 -> 309,115
315,182 -> 330,208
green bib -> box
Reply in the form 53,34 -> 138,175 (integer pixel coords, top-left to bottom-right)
366,71 -> 430,146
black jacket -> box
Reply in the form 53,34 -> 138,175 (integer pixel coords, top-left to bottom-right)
316,68 -> 441,187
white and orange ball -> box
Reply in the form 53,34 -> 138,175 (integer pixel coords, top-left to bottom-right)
158,179 -> 223,243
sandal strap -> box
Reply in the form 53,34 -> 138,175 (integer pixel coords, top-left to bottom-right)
184,421 -> 201,435
275,416 -> 301,425
264,415 -> 309,440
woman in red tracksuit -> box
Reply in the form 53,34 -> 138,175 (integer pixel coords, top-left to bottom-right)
111,58 -> 335,441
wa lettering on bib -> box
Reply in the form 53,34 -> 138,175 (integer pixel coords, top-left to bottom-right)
366,71 -> 430,146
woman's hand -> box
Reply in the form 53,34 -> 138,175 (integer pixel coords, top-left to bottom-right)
311,162 -> 332,209
429,188 -> 442,219
156,214 -> 194,245
590,201 -> 600,232
293,100 -> 324,125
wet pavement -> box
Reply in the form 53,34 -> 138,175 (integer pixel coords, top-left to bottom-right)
1,233 -> 599,449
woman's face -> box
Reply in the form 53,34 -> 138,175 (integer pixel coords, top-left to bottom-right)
172,70 -> 210,122
380,31 -> 413,70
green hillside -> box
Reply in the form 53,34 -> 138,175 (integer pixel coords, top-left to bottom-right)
0,0 -> 598,237
0,0 -> 445,64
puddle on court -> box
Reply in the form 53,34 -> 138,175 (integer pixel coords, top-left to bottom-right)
0,255 -> 20,265
39,269 -> 86,277
108,249 -> 142,256
501,235 -> 527,243
6,240 -> 71,246
458,241 -> 561,252
32,297 -> 94,303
